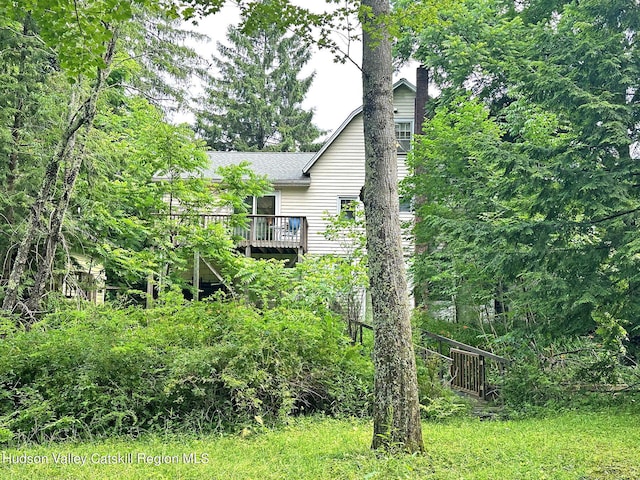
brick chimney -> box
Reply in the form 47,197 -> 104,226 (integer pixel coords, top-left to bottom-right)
414,65 -> 429,134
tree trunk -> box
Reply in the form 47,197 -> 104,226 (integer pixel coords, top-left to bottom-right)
24,142 -> 87,315
361,0 -> 424,453
2,32 -> 117,317
2,21 -> 29,281
1,126 -> 78,314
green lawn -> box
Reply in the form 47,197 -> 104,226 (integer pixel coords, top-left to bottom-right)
1,409 -> 639,479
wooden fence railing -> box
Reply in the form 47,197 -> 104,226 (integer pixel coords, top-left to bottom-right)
336,322 -> 509,400
168,214 -> 308,252
422,331 -> 509,399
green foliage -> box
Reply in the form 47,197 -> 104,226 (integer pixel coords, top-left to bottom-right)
195,21 -> 322,151
77,96 -> 211,288
0,4 -> 215,314
0,299 -> 372,442
74,97 -> 271,294
414,312 -> 490,349
416,356 -> 471,420
499,331 -> 638,414
401,0 -> 640,366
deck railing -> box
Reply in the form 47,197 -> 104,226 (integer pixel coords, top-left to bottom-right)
200,214 -> 308,252
422,331 -> 509,400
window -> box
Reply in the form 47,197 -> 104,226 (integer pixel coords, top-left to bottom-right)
395,121 -> 412,152
399,197 -> 412,213
237,194 -> 278,215
338,196 -> 359,220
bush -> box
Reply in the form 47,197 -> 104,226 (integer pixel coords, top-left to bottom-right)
499,333 -> 640,415
416,356 -> 471,420
0,299 -> 372,443
413,311 -> 490,351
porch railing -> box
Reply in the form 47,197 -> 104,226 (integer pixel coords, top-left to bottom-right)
202,214 -> 307,252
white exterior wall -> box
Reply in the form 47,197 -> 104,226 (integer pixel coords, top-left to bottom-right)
197,82 -> 416,258
277,83 -> 416,256
304,113 -> 366,255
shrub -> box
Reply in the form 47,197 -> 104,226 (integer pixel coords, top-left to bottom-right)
415,356 -> 471,420
0,299 -> 372,443
499,333 -> 640,415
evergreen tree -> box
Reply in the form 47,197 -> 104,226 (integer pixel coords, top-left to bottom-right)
400,0 -> 640,342
195,22 -> 321,151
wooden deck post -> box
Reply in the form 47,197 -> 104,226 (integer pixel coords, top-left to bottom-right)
146,272 -> 154,309
193,250 -> 200,301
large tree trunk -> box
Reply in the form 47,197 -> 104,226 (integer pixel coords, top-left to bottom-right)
2,32 -> 117,318
361,0 -> 424,453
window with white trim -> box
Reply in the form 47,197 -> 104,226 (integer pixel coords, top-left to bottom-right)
395,121 -> 412,152
338,196 -> 359,220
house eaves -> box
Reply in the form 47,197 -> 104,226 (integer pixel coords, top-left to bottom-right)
204,151 -> 314,187
303,78 -> 417,175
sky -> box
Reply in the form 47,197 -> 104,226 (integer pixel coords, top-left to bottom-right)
175,2 -> 418,137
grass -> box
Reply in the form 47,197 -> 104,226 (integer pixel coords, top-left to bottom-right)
1,408 -> 639,479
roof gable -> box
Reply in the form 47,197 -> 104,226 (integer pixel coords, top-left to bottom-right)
302,78 -> 416,174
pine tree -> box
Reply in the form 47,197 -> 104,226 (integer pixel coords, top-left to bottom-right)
195,22 -> 321,151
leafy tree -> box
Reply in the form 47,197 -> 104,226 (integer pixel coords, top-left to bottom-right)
0,14 -> 61,279
401,0 -> 640,347
0,5 -> 211,318
195,21 -> 322,151
1,0 -> 426,453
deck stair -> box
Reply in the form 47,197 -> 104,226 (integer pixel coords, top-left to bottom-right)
351,321 -> 509,401
421,330 -> 509,400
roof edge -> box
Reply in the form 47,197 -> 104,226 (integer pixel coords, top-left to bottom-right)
302,78 -> 416,174
303,106 -> 363,174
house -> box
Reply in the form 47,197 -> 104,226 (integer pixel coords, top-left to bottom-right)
203,78 -> 416,258
58,253 -> 106,304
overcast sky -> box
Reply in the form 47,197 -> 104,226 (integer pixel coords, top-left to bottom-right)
176,2 -> 418,137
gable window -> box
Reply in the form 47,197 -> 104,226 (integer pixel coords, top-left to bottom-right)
395,121 -> 412,153
338,196 -> 359,220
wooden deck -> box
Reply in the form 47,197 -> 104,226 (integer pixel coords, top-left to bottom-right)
201,214 -> 308,254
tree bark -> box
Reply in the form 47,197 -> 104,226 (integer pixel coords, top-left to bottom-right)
361,0 -> 424,453
2,20 -> 30,281
2,31 -> 117,317
24,138 -> 87,315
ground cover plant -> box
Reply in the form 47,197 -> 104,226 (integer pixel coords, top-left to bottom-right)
1,409 -> 639,479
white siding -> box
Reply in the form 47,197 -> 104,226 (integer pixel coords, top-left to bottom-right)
198,81 -> 417,258
393,83 -> 416,121
289,83 -> 415,256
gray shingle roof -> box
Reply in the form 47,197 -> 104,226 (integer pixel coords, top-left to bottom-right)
204,151 -> 314,186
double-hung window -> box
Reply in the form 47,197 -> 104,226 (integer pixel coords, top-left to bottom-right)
395,121 -> 412,153
338,196 -> 359,220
